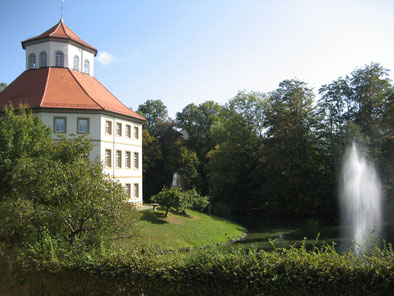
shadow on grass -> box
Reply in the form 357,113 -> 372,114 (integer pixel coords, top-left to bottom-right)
140,210 -> 168,224
169,209 -> 191,218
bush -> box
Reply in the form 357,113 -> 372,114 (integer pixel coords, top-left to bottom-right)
151,187 -> 209,217
1,243 -> 393,296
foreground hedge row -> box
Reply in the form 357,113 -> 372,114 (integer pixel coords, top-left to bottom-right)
1,243 -> 393,296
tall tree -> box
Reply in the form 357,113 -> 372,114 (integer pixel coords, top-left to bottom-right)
262,79 -> 329,216
318,63 -> 394,208
137,99 -> 169,137
176,101 -> 224,194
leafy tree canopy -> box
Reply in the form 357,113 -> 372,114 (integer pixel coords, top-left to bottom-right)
151,187 -> 209,217
0,105 -> 139,261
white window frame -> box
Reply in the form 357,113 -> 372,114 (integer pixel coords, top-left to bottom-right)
134,126 -> 139,140
84,59 -> 90,74
77,118 -> 89,134
28,53 -> 36,69
105,149 -> 112,168
39,51 -> 47,67
105,120 -> 112,135
73,55 -> 79,71
126,124 -> 131,138
54,117 -> 66,133
125,151 -> 131,169
133,183 -> 139,198
116,150 -> 122,168
125,184 -> 131,199
133,152 -> 139,169
116,122 -> 122,137
55,51 -> 64,67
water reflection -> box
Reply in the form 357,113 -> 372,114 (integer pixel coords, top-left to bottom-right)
231,215 -> 394,252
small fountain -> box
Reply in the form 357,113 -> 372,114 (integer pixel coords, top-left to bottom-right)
171,172 -> 182,188
340,142 -> 383,253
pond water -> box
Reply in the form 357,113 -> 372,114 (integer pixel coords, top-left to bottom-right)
230,214 -> 394,252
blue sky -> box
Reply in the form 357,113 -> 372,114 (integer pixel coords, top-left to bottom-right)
1,0 -> 394,118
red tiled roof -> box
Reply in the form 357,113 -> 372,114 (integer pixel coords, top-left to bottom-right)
22,20 -> 98,56
0,68 -> 145,121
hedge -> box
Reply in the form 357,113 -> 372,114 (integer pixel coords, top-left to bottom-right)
1,243 -> 393,296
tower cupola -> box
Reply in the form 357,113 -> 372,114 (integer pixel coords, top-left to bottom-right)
21,20 -> 97,76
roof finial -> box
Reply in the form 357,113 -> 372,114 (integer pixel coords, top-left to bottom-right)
60,0 -> 64,22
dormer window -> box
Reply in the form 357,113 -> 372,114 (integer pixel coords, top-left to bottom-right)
55,51 -> 64,67
84,59 -> 90,75
39,51 -> 47,67
73,55 -> 79,71
28,53 -> 36,69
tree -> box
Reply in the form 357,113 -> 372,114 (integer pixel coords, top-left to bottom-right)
0,105 -> 52,199
137,99 -> 169,137
262,79 -> 328,216
0,82 -> 6,92
318,63 -> 394,210
176,101 -> 224,159
138,100 -> 201,200
151,187 -> 209,217
207,110 -> 264,219
0,106 -> 138,258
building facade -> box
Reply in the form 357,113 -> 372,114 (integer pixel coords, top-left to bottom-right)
0,19 -> 145,204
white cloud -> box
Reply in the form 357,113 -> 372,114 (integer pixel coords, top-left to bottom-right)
96,51 -> 115,65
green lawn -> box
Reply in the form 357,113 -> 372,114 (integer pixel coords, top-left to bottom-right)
126,208 -> 246,250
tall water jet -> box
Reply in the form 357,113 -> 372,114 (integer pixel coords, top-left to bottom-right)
340,142 -> 383,253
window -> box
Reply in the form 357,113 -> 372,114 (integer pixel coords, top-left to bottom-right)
53,117 -> 66,133
116,123 -> 122,136
39,51 -> 47,67
73,55 -> 79,71
105,149 -> 111,167
84,59 -> 90,74
55,51 -> 64,67
105,120 -> 112,135
125,184 -> 131,199
133,152 -> 139,169
116,150 -> 122,168
134,126 -> 139,140
126,125 -> 131,138
77,118 -> 89,134
28,53 -> 36,69
133,183 -> 139,198
125,151 -> 131,169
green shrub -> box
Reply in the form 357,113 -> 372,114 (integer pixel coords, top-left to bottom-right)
2,243 -> 393,296
151,187 -> 209,217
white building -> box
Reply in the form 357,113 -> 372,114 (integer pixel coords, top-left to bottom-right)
0,19 -> 145,204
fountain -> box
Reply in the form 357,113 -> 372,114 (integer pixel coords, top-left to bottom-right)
340,142 -> 383,253
171,172 -> 182,188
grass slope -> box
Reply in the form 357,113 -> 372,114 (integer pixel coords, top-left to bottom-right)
129,208 -> 245,250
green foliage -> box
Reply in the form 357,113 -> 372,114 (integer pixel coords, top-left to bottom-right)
0,105 -> 52,198
2,243 -> 393,295
0,105 -> 139,263
139,103 -> 201,200
151,187 -> 209,217
137,99 -> 169,137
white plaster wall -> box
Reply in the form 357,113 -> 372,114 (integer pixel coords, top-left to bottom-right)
25,42 -> 95,76
67,44 -> 95,76
26,41 -> 68,69
100,115 -> 143,203
37,111 -> 101,162
35,111 -> 143,204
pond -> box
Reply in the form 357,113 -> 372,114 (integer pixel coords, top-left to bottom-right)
230,214 -> 394,252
